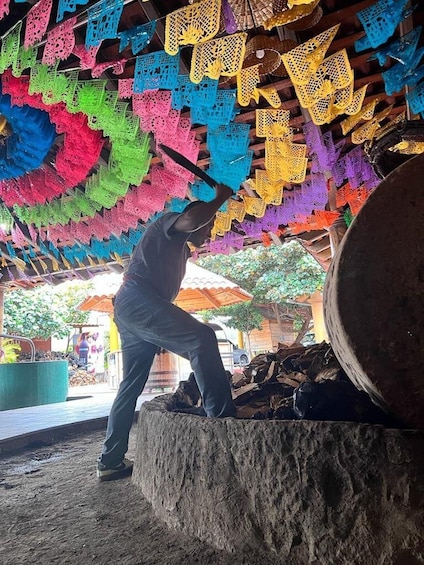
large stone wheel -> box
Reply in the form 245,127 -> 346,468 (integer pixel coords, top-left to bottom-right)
324,152 -> 424,430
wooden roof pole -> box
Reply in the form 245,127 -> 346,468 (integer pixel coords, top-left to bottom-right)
399,1 -> 414,120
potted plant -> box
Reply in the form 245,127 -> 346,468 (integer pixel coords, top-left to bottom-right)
0,339 -> 21,364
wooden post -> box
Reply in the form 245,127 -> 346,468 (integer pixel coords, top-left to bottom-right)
109,316 -> 120,353
0,284 -> 7,355
0,284 -> 7,334
325,174 -> 348,257
308,290 -> 328,343
328,216 -> 348,258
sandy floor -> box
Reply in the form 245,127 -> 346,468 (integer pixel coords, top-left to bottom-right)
0,428 -> 276,565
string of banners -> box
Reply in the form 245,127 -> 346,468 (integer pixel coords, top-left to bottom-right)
0,0 -> 419,279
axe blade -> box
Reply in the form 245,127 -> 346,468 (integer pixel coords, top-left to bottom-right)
159,144 -> 217,188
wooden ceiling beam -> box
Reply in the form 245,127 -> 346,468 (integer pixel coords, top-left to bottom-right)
311,0 -> 376,34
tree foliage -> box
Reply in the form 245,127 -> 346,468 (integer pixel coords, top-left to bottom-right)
54,281 -> 93,328
197,241 -> 326,341
198,241 -> 325,302
3,280 -> 93,341
200,301 -> 264,334
0,339 -> 21,363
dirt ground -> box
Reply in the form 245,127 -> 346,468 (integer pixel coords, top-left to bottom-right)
0,428 -> 277,565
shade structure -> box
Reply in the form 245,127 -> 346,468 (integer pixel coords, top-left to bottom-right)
174,262 -> 252,312
78,273 -> 122,314
79,293 -> 115,314
78,262 -> 252,314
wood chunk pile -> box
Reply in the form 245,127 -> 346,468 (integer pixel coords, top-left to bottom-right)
17,350 -> 71,362
173,342 -> 399,425
68,368 -> 97,387
232,342 -> 345,419
17,351 -> 98,387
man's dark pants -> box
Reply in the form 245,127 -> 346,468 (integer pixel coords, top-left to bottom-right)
99,279 -> 235,467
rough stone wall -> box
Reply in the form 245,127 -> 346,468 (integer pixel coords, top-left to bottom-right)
133,395 -> 424,565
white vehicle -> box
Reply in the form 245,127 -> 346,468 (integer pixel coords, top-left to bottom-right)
205,323 -> 250,366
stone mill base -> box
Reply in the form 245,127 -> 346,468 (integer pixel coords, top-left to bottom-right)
132,395 -> 424,565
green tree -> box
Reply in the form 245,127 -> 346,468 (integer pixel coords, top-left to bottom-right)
3,280 -> 92,346
4,287 -> 66,340
198,241 -> 325,343
52,280 -> 94,351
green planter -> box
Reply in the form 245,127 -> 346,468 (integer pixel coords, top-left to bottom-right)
0,360 -> 69,411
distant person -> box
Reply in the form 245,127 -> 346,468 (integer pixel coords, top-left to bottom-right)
77,333 -> 89,367
97,184 -> 237,481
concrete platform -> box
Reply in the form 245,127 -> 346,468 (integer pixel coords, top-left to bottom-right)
0,384 -> 157,456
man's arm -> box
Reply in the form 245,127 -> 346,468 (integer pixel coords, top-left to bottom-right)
172,184 -> 233,233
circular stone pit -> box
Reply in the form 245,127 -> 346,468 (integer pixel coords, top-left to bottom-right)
133,395 -> 424,565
